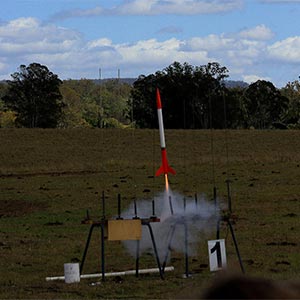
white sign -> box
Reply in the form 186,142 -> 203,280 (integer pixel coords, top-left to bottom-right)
208,239 -> 227,271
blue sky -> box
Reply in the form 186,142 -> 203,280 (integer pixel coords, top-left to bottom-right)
1,0 -> 300,87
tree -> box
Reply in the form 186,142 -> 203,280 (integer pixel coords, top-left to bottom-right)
223,86 -> 246,129
280,80 -> 300,127
60,79 -> 131,128
59,83 -> 89,127
129,61 -> 229,129
243,80 -> 288,129
2,63 -> 64,128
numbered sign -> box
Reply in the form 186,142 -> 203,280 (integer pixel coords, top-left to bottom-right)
208,239 -> 227,271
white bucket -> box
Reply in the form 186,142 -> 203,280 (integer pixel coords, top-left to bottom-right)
64,263 -> 80,283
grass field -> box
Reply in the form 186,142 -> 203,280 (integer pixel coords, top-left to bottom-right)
1,128 -> 300,299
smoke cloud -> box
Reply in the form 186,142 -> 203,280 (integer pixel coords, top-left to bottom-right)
122,189 -> 220,262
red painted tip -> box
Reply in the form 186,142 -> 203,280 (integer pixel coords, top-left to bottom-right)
156,88 -> 162,109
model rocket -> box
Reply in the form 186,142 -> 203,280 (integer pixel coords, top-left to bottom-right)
155,88 -> 176,177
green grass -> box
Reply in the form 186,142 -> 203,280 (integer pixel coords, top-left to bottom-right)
1,128 -> 300,298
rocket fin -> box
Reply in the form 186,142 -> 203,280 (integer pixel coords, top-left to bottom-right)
155,165 -> 164,177
167,166 -> 176,175
155,164 -> 176,177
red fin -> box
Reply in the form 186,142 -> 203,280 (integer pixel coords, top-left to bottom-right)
168,166 -> 176,175
155,165 -> 164,177
155,165 -> 176,176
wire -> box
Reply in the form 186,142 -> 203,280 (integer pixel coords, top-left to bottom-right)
209,93 -> 216,190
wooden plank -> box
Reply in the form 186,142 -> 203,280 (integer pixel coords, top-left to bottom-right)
107,219 -> 142,241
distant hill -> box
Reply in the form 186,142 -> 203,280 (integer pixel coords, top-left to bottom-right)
93,78 -> 249,88
225,80 -> 249,88
2,78 -> 248,88
93,78 -> 137,85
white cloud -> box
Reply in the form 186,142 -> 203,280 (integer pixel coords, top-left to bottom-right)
115,38 -> 210,67
0,17 -> 82,56
0,17 -> 294,85
243,74 -> 271,84
268,36 -> 300,62
0,17 -> 213,78
51,0 -> 243,20
87,38 -> 114,50
0,17 -> 81,44
182,34 -> 234,51
238,24 -> 274,40
117,0 -> 243,15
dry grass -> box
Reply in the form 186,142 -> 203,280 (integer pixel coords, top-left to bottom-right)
1,128 -> 300,298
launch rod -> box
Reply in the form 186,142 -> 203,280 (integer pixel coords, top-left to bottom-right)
101,191 -> 105,220
152,199 -> 156,217
133,199 -> 138,219
117,193 -> 123,220
169,196 -> 174,215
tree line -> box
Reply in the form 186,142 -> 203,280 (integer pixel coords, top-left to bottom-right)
1,62 -> 300,129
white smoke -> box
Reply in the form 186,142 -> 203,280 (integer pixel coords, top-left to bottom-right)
121,189 -> 220,262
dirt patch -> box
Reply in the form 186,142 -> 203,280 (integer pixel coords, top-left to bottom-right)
0,200 -> 48,217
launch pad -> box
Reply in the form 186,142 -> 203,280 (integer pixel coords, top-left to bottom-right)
80,192 -> 166,280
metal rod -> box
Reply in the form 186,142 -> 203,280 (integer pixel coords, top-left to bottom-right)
169,196 -> 174,215
135,240 -> 140,277
227,219 -> 245,274
134,199 -> 137,218
213,186 -> 217,209
100,224 -> 105,281
152,199 -> 156,217
162,225 -> 177,272
214,187 -> 220,239
102,191 -> 105,220
145,223 -> 164,280
216,218 -> 221,240
117,193 -> 122,219
80,224 -> 97,274
226,179 -> 232,213
184,222 -> 189,278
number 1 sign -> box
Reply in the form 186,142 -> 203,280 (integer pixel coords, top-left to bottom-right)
208,239 -> 227,271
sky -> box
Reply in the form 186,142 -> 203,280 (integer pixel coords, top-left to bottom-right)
1,0 -> 300,87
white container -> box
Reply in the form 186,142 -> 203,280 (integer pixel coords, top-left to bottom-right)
64,263 -> 80,283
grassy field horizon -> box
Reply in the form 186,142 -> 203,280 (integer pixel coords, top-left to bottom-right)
1,128 -> 300,298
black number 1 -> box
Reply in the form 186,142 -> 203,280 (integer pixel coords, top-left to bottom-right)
211,241 -> 222,268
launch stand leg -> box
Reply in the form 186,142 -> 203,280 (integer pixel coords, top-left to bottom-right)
80,222 -> 106,281
161,219 -> 190,277
217,216 -> 245,274
162,225 -> 176,273
214,183 -> 245,273
135,240 -> 140,278
184,222 -> 189,278
227,218 -> 245,274
136,221 -> 164,280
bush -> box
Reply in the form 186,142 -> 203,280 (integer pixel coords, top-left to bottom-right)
0,111 -> 17,128
103,117 -> 124,128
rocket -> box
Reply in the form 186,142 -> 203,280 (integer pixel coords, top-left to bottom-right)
155,88 -> 176,177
